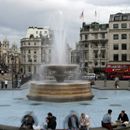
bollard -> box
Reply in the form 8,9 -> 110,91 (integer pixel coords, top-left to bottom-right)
104,78 -> 107,87
128,79 -> 130,87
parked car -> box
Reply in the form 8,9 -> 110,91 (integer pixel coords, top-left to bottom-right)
86,73 -> 96,80
82,73 -> 96,85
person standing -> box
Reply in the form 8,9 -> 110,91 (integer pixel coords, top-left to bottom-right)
114,77 -> 119,88
1,80 -> 4,89
102,109 -> 113,130
4,80 -> 8,89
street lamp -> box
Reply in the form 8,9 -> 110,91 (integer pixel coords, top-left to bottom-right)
11,55 -> 14,88
11,54 -> 18,88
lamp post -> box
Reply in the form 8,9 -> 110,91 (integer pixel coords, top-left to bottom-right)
11,55 -> 14,88
11,54 -> 17,88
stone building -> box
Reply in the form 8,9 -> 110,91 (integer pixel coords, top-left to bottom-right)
108,13 -> 130,64
20,26 -> 52,75
72,22 -> 109,73
72,12 -> 130,74
0,38 -> 20,74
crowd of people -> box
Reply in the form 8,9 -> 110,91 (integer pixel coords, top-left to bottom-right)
20,111 -> 90,130
19,109 -> 129,130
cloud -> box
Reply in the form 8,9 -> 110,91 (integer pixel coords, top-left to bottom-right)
85,0 -> 130,6
0,0 -> 130,48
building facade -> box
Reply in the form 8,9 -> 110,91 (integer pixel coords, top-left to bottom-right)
108,13 -> 130,64
72,12 -> 130,75
0,38 -> 20,74
72,22 -> 109,73
20,27 -> 52,75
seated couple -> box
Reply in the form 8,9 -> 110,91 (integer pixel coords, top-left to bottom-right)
101,109 -> 129,130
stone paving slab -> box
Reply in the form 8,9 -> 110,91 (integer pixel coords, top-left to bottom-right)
92,80 -> 130,90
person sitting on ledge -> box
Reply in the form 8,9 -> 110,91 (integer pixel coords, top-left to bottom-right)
20,111 -> 37,130
101,109 -> 113,130
117,110 -> 129,126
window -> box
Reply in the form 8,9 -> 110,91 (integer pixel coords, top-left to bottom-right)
95,62 -> 98,66
101,50 -> 105,58
113,34 -> 119,40
101,33 -> 105,39
94,34 -> 98,39
121,34 -> 127,39
101,43 -> 105,48
102,62 -> 105,65
94,50 -> 98,58
30,34 -> 34,39
100,25 -> 107,30
113,24 -> 119,29
85,35 -> 88,40
121,23 -> 127,28
28,50 -> 31,53
85,44 -> 88,47
122,15 -> 128,21
28,66 -> 31,72
114,16 -> 120,21
34,50 -> 37,54
28,42 -> 30,45
122,54 -> 127,61
113,54 -> 119,61
34,59 -> 37,62
113,44 -> 119,50
122,44 -> 127,50
44,31 -> 47,34
93,43 -> 98,47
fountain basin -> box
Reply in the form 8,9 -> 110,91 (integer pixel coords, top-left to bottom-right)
44,64 -> 79,82
27,81 -> 94,102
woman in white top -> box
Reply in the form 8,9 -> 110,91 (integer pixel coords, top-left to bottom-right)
79,113 -> 90,130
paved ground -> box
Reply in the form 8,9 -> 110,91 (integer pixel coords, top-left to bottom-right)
0,73 -> 130,91
92,80 -> 130,90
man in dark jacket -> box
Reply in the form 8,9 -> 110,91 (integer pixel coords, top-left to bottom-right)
46,112 -> 57,130
117,110 -> 129,123
20,111 -> 37,130
68,111 -> 79,130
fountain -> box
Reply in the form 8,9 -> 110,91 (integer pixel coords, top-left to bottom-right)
27,11 -> 94,102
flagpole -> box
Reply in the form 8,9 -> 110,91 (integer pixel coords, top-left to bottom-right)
80,10 -> 84,26
95,10 -> 97,22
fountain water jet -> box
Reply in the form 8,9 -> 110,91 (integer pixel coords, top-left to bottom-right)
27,11 -> 94,102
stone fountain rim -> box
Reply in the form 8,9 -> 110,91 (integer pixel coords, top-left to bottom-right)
44,64 -> 79,67
30,80 -> 90,85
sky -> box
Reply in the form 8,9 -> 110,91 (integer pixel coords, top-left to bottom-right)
0,0 -> 130,48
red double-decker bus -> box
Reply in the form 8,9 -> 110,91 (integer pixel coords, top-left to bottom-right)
105,64 -> 130,79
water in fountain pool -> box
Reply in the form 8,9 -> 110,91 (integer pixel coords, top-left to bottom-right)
0,86 -> 130,128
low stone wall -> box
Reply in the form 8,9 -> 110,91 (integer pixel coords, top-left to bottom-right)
0,124 -> 130,130
0,124 -> 32,130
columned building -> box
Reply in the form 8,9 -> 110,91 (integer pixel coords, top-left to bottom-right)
20,27 -> 52,75
0,38 -> 20,74
74,22 -> 109,73
108,13 -> 130,64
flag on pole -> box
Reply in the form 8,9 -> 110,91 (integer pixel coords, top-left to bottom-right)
80,11 -> 84,19
95,10 -> 97,17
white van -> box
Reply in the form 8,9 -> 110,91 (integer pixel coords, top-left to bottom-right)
86,73 -> 96,80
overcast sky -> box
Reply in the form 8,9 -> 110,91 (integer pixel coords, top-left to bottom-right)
0,0 -> 130,48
